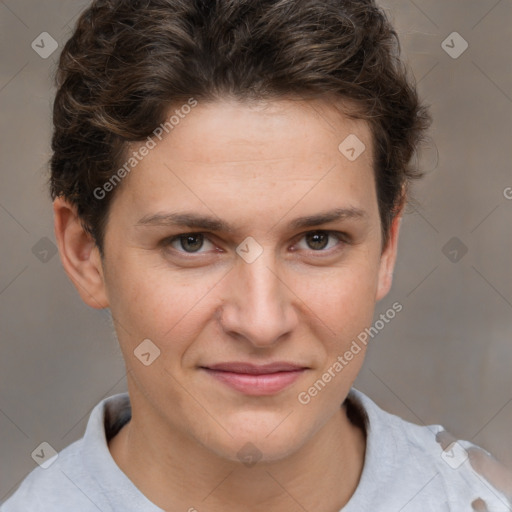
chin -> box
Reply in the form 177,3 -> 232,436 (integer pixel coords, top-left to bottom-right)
202,417 -> 312,466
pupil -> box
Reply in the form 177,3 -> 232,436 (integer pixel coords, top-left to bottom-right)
181,234 -> 203,252
307,232 -> 328,250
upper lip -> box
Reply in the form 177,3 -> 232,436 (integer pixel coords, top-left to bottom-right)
202,362 -> 308,374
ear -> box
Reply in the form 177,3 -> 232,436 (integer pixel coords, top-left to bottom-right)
375,212 -> 403,301
53,197 -> 109,309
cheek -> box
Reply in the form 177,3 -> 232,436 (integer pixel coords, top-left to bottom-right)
292,260 -> 380,339
104,256 -> 221,352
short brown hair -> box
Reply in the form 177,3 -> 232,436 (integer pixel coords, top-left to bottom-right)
50,0 -> 431,253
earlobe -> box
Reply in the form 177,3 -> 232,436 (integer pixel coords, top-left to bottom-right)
53,197 -> 109,309
375,213 -> 402,301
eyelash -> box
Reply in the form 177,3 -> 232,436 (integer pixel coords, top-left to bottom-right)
160,230 -> 349,258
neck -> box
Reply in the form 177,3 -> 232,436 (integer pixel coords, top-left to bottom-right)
108,389 -> 365,512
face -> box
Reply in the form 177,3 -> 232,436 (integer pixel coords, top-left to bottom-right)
60,98 -> 400,463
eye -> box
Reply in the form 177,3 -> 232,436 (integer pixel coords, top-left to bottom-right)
161,230 -> 347,258
163,233 -> 216,254
294,230 -> 346,253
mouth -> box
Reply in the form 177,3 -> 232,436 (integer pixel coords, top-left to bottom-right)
199,362 -> 309,396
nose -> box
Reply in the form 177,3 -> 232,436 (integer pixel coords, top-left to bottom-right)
217,251 -> 298,348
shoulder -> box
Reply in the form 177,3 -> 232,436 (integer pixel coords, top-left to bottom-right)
0,438 -> 99,512
1,393 -> 131,512
348,388 -> 512,510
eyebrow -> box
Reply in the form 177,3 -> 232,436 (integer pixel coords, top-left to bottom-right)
136,207 -> 367,232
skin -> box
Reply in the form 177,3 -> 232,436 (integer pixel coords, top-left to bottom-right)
53,97 -> 402,512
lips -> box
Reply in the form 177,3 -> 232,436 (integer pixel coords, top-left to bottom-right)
202,362 -> 308,374
200,362 -> 309,395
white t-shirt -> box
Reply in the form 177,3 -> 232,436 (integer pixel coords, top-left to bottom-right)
1,389 -> 510,511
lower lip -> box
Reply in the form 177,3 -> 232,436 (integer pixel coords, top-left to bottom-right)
202,368 -> 306,395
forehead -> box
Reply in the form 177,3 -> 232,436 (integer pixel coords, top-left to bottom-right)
111,98 -> 377,228
148,98 -> 372,165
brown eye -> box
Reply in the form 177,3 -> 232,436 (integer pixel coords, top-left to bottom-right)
163,233 -> 215,254
178,234 -> 205,253
305,231 -> 330,250
296,231 -> 345,252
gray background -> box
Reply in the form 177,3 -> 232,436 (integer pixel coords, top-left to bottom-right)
1,0 -> 511,501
